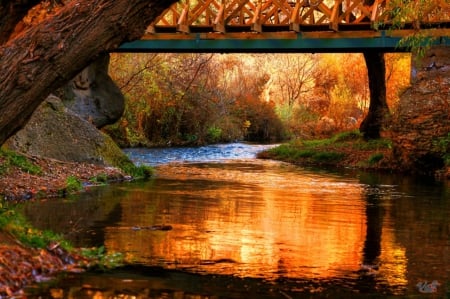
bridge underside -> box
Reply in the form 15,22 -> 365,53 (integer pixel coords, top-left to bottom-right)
118,30 -> 450,53
117,0 -> 450,53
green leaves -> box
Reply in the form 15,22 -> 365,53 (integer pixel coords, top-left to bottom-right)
79,246 -> 124,270
433,133 -> 450,165
385,0 -> 445,56
64,175 -> 82,193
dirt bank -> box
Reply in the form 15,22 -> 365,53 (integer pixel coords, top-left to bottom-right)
0,154 -> 126,201
257,135 -> 450,180
0,154 -> 126,297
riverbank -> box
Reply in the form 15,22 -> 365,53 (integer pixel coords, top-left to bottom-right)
0,152 -> 127,201
257,131 -> 450,179
0,232 -> 85,297
0,151 -> 130,297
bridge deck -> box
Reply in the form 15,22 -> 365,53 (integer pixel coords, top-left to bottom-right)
118,0 -> 450,52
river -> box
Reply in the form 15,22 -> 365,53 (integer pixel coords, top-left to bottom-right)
21,143 -> 449,298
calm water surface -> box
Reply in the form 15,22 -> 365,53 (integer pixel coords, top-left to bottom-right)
22,143 -> 449,298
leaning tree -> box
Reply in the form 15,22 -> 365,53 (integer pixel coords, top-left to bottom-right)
0,0 -> 177,145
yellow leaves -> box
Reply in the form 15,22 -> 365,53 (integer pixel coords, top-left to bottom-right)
385,53 -> 411,108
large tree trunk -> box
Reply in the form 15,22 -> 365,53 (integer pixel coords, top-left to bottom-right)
0,0 -> 176,146
360,51 -> 389,139
0,0 -> 40,44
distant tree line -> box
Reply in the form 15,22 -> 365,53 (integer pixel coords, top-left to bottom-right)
105,52 -> 410,147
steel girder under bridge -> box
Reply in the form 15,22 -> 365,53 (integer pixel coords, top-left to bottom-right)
118,0 -> 450,53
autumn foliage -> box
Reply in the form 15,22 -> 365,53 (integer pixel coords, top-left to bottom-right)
106,53 -> 285,146
106,52 -> 410,146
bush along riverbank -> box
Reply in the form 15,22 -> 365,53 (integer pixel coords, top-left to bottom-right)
258,130 -> 449,179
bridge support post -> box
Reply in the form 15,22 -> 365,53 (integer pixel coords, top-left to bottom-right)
360,51 -> 389,140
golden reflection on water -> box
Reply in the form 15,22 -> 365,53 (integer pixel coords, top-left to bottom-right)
102,161 -> 407,285
21,159 -> 450,299
380,226 -> 408,288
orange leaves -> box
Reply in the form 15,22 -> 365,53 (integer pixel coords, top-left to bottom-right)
11,1 -> 66,40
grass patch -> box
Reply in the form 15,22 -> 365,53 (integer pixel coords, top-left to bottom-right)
296,150 -> 315,158
89,173 -> 109,185
266,145 -> 345,164
0,148 -> 42,175
266,144 -> 298,159
79,246 -> 124,270
331,130 -> 362,142
355,138 -> 392,151
261,130 -> 392,169
65,175 -> 83,193
285,130 -> 380,151
301,139 -> 333,148
0,203 -> 71,249
0,203 -> 124,269
121,163 -> 154,179
312,152 -> 346,163
368,153 -> 384,165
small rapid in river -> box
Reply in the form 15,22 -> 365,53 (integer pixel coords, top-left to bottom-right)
22,143 -> 449,298
123,143 -> 279,166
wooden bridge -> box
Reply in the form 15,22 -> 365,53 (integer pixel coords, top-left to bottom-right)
119,0 -> 450,52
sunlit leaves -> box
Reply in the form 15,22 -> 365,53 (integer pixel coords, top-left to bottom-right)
388,0 -> 447,26
108,53 -> 285,145
108,52 -> 411,143
386,0 -> 449,56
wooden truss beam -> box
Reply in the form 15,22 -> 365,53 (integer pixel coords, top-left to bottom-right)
138,0 -> 450,52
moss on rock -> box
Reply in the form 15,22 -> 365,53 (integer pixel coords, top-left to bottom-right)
5,95 -> 131,171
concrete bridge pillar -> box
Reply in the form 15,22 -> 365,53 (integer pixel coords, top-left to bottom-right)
391,46 -> 450,177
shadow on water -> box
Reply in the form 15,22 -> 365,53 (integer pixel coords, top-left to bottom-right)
21,145 -> 449,298
26,265 -> 417,299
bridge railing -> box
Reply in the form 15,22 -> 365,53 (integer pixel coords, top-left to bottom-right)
146,0 -> 450,35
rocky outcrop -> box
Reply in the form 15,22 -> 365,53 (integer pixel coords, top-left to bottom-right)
4,53 -> 131,168
56,53 -> 125,128
5,95 -> 129,167
391,46 -> 450,177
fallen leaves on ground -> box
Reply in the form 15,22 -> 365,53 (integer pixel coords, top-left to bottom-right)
0,155 -> 126,200
0,240 -> 85,298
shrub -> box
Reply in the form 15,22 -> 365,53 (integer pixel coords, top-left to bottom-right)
90,173 -> 109,184
433,133 -> 450,166
207,126 -> 222,143
368,153 -> 384,165
65,176 -> 83,193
